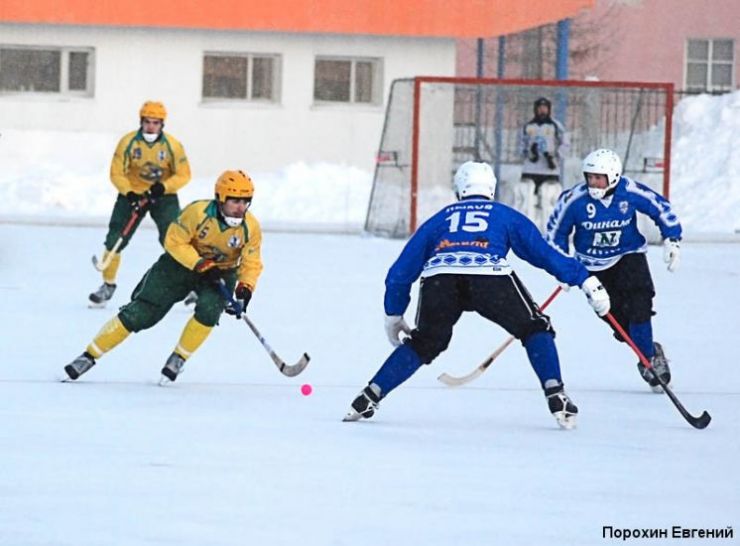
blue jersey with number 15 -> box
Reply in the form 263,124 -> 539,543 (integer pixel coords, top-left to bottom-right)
384,198 -> 589,315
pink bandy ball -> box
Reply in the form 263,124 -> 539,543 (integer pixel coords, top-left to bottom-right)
300,384 -> 313,396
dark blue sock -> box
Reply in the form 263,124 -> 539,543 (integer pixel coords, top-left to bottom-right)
370,343 -> 423,396
524,331 -> 561,387
629,320 -> 654,359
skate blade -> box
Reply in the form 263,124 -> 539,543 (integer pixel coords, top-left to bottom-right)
158,375 -> 173,386
553,412 -> 577,430
342,406 -> 376,422
87,301 -> 107,309
342,411 -> 361,422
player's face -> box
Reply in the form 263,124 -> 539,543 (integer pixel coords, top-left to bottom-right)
141,117 -> 163,134
222,197 -> 251,217
535,105 -> 549,118
585,173 -> 608,189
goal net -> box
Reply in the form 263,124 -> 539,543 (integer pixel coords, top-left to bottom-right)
365,77 -> 674,239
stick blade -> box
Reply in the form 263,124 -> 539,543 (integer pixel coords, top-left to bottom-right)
91,254 -> 103,271
688,411 -> 711,430
278,353 -> 311,377
437,368 -> 482,387
660,378 -> 712,430
91,254 -> 111,272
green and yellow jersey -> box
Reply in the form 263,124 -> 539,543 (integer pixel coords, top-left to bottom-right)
164,200 -> 263,291
110,130 -> 191,195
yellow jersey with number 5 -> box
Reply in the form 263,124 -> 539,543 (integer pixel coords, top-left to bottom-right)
164,200 -> 263,291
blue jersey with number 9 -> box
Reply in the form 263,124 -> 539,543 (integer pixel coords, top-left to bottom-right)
545,177 -> 682,271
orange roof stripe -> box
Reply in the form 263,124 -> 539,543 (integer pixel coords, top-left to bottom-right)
1,0 -> 594,38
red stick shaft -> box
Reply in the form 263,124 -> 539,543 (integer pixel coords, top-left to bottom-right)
605,312 -> 652,368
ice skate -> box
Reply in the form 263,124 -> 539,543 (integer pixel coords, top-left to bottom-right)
64,352 -> 96,380
343,383 -> 382,422
637,341 -> 672,393
88,282 -> 116,308
544,382 -> 578,430
160,352 -> 186,384
183,291 -> 198,306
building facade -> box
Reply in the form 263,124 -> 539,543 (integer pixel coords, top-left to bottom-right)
0,0 -> 592,177
0,23 -> 454,175
457,0 -> 739,94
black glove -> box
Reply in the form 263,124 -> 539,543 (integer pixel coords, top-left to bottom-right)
148,181 -> 165,200
194,259 -> 223,284
126,191 -> 147,211
529,142 -> 539,162
225,282 -> 252,318
544,152 -> 557,170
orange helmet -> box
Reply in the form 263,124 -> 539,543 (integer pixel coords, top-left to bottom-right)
215,170 -> 254,203
139,101 -> 167,121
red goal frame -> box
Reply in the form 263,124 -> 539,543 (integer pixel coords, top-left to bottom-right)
407,76 -> 674,232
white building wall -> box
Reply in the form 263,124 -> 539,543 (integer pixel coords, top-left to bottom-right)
0,23 -> 456,176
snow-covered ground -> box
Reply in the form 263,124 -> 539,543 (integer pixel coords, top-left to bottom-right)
670,91 -> 740,234
1,91 -> 739,236
0,132 -> 373,233
0,223 -> 738,545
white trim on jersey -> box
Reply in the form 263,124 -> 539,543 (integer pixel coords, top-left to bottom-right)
545,183 -> 589,250
623,177 -> 681,228
574,248 -> 647,271
420,252 -> 513,278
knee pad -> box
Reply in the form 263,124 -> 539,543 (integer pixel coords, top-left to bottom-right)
194,302 -> 226,328
539,183 -> 562,208
515,179 -> 533,198
407,334 -> 450,365
193,296 -> 228,327
518,314 -> 555,342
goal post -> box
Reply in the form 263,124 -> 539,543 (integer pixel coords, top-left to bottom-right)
365,76 -> 674,238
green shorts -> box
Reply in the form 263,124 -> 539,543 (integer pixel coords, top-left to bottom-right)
104,193 -> 180,251
118,253 -> 237,332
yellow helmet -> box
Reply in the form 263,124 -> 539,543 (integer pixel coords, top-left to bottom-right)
215,170 -> 254,203
139,101 -> 167,121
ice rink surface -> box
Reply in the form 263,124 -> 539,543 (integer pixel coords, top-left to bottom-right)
0,224 -> 737,545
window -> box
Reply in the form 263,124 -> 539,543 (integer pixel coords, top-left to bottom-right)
202,53 -> 280,102
314,57 -> 382,105
0,46 -> 94,96
685,39 -> 735,92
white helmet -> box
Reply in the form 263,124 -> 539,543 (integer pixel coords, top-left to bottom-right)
453,161 -> 497,200
582,148 -> 622,199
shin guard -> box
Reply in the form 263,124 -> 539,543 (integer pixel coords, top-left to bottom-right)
87,316 -> 131,358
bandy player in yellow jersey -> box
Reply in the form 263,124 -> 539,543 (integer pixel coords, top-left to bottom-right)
66,170 -> 262,383
89,101 -> 192,308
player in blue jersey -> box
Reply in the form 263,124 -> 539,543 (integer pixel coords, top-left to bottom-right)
343,161 -> 611,429
546,148 -> 681,392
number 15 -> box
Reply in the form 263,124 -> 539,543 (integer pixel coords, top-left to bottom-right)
446,211 -> 489,232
